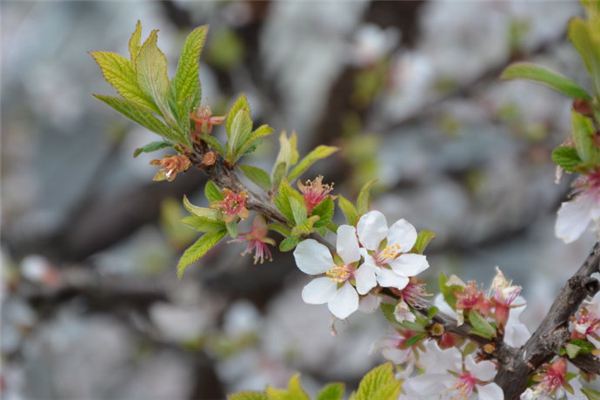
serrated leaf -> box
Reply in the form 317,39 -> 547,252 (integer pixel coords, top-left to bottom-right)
411,230 -> 436,254
133,140 -> 172,157
291,215 -> 320,237
312,197 -> 334,228
182,195 -> 221,220
501,62 -> 590,100
572,111 -> 600,164
279,236 -> 300,252
316,383 -> 345,400
338,195 -> 359,226
552,146 -> 583,172
136,30 -> 177,129
468,310 -> 496,339
274,179 -> 305,223
228,392 -> 268,400
90,51 -> 158,112
181,215 -> 224,232
94,95 -> 181,142
356,179 -> 377,215
177,230 -> 226,277
204,181 -> 223,203
289,196 -> 308,225
287,145 -> 338,182
227,109 -> 253,163
226,94 -> 251,135
240,165 -> 272,190
266,374 -> 310,400
171,25 -> 207,126
350,363 -> 401,400
129,20 -> 142,64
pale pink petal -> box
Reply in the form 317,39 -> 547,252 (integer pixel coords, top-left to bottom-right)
336,225 -> 361,264
357,210 -> 388,251
302,277 -> 337,304
355,263 -> 378,295
390,253 -> 429,277
376,268 -> 409,289
477,383 -> 503,400
555,194 -> 594,243
387,218 -> 418,252
328,282 -> 359,319
293,239 -> 334,275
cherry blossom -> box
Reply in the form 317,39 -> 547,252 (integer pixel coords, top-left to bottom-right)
297,176 -> 334,214
212,189 -> 249,223
229,216 -> 275,264
555,171 -> 600,243
150,154 -> 191,182
520,359 -> 572,400
293,225 -> 369,319
356,210 -> 429,293
571,291 -> 600,348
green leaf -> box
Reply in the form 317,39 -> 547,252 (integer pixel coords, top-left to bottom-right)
236,124 -> 274,158
356,179 -> 377,215
380,303 -> 397,325
226,221 -> 238,238
182,195 -> 221,220
279,236 -> 300,252
289,196 -> 308,225
240,165 -> 272,190
572,111 -> 600,163
274,179 -> 305,223
552,146 -> 583,172
468,311 -> 496,340
90,51 -> 158,112
287,145 -> 338,182
316,383 -> 345,400
266,374 -> 310,400
569,339 -> 595,354
181,215 -> 224,232
177,230 -> 226,277
94,95 -> 181,142
129,20 -> 142,64
501,62 -> 591,100
170,25 -> 208,125
569,18 -> 600,95
312,197 -> 334,228
228,392 -> 268,400
338,195 -> 359,226
201,134 -> 226,155
291,216 -> 320,237
582,387 -> 600,400
204,181 -> 224,203
133,140 -> 172,157
272,132 -> 299,187
269,223 -> 291,237
565,343 -> 581,359
227,109 -> 253,163
136,30 -> 177,128
411,230 -> 436,254
350,363 -> 401,400
226,94 -> 251,135
438,273 -> 458,309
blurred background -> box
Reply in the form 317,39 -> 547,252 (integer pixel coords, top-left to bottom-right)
1,1 -> 597,399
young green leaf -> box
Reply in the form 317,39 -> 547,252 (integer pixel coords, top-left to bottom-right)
287,145 -> 338,182
569,18 -> 600,95
170,25 -> 208,124
338,195 -> 359,226
582,387 -> 600,400
552,146 -> 583,172
411,230 -> 436,254
181,215 -> 225,232
356,179 -> 377,215
312,197 -> 334,228
279,236 -> 300,252
204,181 -> 224,203
226,94 -> 251,134
235,124 -> 274,158
128,20 -> 143,64
239,165 -> 272,190
565,343 -> 581,359
226,109 -> 253,163
501,62 -> 591,100
200,134 -> 225,155
468,311 -> 496,340
350,363 -> 401,400
182,195 -> 221,220
272,132 -> 299,187
90,51 -> 158,112
273,179 -> 305,223
133,140 -> 172,157
228,392 -> 268,400
265,374 -> 310,400
572,111 -> 600,163
226,221 -> 238,238
289,196 -> 308,225
177,230 -> 226,277
316,383 -> 345,400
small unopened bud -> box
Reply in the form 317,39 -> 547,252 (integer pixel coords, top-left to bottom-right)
202,151 -> 217,166
483,343 -> 496,354
430,322 -> 445,337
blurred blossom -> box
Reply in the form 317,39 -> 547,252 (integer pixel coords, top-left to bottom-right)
149,302 -> 212,343
350,24 -> 398,67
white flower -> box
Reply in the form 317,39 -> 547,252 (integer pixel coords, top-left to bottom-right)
555,174 -> 600,243
356,210 -> 429,292
293,225 -> 368,320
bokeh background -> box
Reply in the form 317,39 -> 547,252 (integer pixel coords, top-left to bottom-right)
1,1 -> 597,399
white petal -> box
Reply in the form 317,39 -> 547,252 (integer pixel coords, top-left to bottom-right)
504,305 -> 530,347
355,263 -> 378,295
387,218 -> 418,252
434,294 -> 457,319
467,357 -> 497,381
357,210 -> 388,251
390,253 -> 429,277
555,195 -> 594,244
302,277 -> 337,304
477,383 -> 504,400
403,373 -> 451,397
359,294 -> 381,313
382,347 -> 411,365
336,225 -> 361,264
376,268 -> 409,289
328,282 -> 359,319
293,239 -> 334,275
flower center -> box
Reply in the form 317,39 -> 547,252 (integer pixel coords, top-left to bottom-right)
326,264 -> 354,283
374,244 -> 401,265
452,372 -> 476,399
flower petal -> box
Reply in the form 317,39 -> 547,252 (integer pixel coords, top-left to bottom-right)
376,268 -> 409,289
555,194 -> 594,244
293,239 -> 334,275
357,210 -> 388,251
359,294 -> 381,313
336,225 -> 361,264
302,277 -> 337,304
328,282 -> 359,319
466,356 -> 497,381
355,263 -> 378,295
390,253 -> 429,277
387,218 -> 418,252
476,383 -> 503,400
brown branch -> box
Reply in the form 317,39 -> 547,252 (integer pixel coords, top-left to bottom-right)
572,353 -> 600,375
